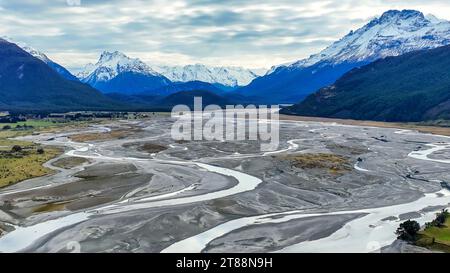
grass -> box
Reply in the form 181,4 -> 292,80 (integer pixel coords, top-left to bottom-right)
414,212 -> 450,252
0,117 -> 143,189
123,142 -> 167,153
0,120 -> 56,128
0,146 -> 62,188
0,119 -> 89,188
33,202 -> 68,213
280,153 -> 351,174
420,218 -> 450,244
70,130 -> 132,142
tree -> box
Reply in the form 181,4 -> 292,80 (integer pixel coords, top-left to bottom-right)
433,209 -> 449,227
11,145 -> 22,153
396,220 -> 420,241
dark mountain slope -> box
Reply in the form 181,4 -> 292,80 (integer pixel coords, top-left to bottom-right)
154,90 -> 233,109
0,39 -> 122,111
282,45 -> 450,122
236,10 -> 450,104
150,81 -> 224,96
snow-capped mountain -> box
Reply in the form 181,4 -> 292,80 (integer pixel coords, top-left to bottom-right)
289,10 -> 450,68
0,38 -> 119,111
79,51 -> 164,82
240,10 -> 450,103
78,51 -> 264,94
1,36 -> 78,81
78,51 -> 171,94
153,64 -> 263,87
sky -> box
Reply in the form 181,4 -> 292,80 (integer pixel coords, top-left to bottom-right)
1,0 -> 450,72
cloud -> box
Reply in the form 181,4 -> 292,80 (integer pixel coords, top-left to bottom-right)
0,0 -> 449,71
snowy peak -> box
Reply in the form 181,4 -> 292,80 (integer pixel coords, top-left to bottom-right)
78,50 -> 264,87
377,9 -> 425,24
153,63 -> 263,87
284,9 -> 450,69
1,36 -> 78,81
1,36 -> 51,63
98,50 -> 128,63
79,51 -> 161,82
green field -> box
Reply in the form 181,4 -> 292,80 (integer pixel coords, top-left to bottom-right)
0,119 -> 85,188
0,119 -> 59,129
421,218 -> 450,242
0,146 -> 62,188
415,213 -> 450,252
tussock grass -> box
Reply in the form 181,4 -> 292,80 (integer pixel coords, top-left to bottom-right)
280,153 -> 351,174
0,146 -> 62,188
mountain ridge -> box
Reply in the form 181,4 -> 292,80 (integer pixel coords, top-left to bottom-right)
237,9 -> 450,103
0,38 -> 123,111
282,44 -> 450,122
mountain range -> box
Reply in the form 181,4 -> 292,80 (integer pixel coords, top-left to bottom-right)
152,64 -> 262,88
77,51 -> 171,95
282,44 -> 450,121
77,51 -> 263,95
237,10 -> 450,103
2,37 -> 79,82
2,9 -> 450,122
0,38 -> 122,111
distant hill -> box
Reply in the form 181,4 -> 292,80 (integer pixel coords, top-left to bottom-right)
154,90 -> 233,110
282,45 -> 450,122
150,81 -> 224,96
0,39 -> 123,111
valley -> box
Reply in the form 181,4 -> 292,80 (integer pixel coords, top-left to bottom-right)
0,114 -> 449,253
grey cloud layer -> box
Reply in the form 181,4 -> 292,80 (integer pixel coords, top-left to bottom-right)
0,0 -> 449,70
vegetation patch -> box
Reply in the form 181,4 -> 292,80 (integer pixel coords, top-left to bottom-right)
123,142 -> 167,154
52,157 -> 89,169
139,143 -> 168,153
33,202 -> 68,213
70,129 -> 139,142
0,145 -> 62,188
397,209 -> 450,252
279,153 -> 351,174
415,209 -> 450,252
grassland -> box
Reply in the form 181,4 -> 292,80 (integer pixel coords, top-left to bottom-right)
70,130 -> 130,142
279,153 -> 351,174
0,120 -> 58,128
415,213 -> 450,252
0,145 -> 62,188
0,119 -> 90,188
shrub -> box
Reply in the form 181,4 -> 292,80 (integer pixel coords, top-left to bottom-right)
429,209 -> 449,228
396,220 -> 420,241
11,145 -> 22,153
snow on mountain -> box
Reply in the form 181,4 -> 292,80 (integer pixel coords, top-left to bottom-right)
78,51 -> 171,94
77,51 -> 265,88
2,36 -> 50,62
279,10 -> 450,71
239,9 -> 450,103
79,51 -> 163,83
152,64 -> 264,87
1,36 -> 78,81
